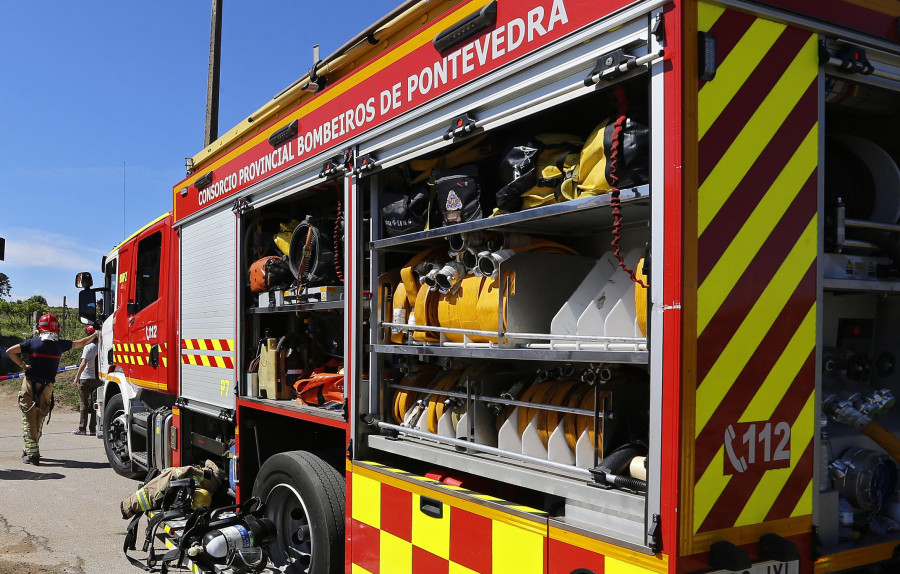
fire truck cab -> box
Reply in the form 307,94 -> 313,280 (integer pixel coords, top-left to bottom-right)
77,0 -> 900,572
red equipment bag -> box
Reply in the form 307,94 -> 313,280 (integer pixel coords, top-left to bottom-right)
293,363 -> 344,409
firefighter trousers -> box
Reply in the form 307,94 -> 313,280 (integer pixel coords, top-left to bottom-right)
76,378 -> 101,433
19,378 -> 53,456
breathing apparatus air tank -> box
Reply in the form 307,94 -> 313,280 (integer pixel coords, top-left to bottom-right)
198,514 -> 277,564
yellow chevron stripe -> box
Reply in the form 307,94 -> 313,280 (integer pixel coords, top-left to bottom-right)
211,340 -> 223,351
698,2 -> 725,32
183,339 -> 195,350
791,480 -> 814,518
162,358 -> 168,368
735,392 -> 815,526
697,125 -> 818,334
742,305 -> 816,422
698,34 -> 818,235
696,216 -> 817,436
694,449 -> 731,532
699,19 -> 786,140
200,355 -> 212,367
136,356 -> 144,366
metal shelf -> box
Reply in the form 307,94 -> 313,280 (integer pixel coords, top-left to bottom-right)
823,277 -> 900,293
248,299 -> 344,314
370,343 -> 648,363
238,396 -> 347,426
370,186 -> 650,250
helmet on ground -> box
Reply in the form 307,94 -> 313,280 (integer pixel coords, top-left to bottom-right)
38,313 -> 59,334
85,325 -> 96,335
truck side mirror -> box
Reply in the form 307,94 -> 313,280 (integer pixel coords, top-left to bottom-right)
76,272 -> 94,289
78,289 -> 97,324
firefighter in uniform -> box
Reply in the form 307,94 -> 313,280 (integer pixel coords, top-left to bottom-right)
6,313 -> 97,465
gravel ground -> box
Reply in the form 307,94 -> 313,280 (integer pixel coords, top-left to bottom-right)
0,385 -> 142,574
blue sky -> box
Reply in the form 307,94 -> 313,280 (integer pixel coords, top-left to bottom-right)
0,0 -> 395,306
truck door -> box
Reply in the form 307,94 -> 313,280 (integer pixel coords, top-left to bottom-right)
124,222 -> 167,390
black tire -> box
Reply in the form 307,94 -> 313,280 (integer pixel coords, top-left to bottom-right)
103,394 -> 142,479
252,451 -> 345,574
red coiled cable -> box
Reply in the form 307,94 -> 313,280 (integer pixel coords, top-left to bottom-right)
608,86 -> 647,288
334,200 -> 345,282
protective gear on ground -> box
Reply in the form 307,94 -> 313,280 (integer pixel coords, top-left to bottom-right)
120,459 -> 226,519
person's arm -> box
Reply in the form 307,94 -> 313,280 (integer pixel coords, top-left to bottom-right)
6,344 -> 29,371
74,357 -> 88,381
72,332 -> 98,349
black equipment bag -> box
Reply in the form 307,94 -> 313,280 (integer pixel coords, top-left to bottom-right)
381,182 -> 431,237
433,164 -> 482,225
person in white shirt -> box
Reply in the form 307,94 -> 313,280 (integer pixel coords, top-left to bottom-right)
72,325 -> 101,436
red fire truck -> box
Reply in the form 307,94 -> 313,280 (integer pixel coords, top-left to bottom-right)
76,0 -> 900,571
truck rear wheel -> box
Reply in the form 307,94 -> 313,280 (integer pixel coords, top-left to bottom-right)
103,394 -> 142,479
252,451 -> 345,574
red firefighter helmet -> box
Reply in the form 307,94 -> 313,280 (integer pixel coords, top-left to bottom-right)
38,313 -> 59,333
85,325 -> 96,335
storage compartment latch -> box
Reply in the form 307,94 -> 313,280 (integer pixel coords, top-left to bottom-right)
354,154 -> 378,176
319,150 -> 352,179
444,112 -> 477,140
647,513 -> 661,553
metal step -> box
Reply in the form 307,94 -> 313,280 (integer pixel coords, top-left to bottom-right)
132,410 -> 151,437
132,451 -> 149,470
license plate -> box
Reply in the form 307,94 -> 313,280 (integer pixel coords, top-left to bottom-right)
708,560 -> 799,574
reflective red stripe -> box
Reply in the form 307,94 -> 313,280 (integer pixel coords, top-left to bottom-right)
31,352 -> 62,359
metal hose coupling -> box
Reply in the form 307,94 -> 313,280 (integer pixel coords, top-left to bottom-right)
476,248 -> 516,278
433,260 -> 467,294
447,231 -> 479,256
421,264 -> 441,288
448,231 -> 501,256
459,247 -> 482,274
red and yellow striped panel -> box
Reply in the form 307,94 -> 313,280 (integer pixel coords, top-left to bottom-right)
181,338 -> 234,352
686,2 -> 818,551
181,354 -> 235,369
350,462 -> 667,573
114,342 -> 170,368
350,461 -> 548,574
180,338 -> 235,369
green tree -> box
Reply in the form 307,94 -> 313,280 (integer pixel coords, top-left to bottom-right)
0,272 -> 10,299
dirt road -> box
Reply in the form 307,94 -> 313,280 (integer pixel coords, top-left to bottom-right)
0,387 -> 141,574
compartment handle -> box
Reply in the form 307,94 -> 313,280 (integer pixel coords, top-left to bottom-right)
419,496 -> 443,519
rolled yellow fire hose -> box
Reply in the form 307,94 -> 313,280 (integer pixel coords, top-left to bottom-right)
635,256 -> 648,336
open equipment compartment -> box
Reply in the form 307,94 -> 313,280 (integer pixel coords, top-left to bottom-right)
355,7 -> 665,550
817,44 -> 900,556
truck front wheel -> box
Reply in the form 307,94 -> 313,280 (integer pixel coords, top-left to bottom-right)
102,394 -> 142,479
252,451 -> 345,574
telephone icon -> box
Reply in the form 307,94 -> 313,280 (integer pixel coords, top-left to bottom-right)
725,424 -> 747,473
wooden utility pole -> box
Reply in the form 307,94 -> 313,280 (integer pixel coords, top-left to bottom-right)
204,0 -> 223,147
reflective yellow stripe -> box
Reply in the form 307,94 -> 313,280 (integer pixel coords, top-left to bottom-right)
412,492 -> 450,559
698,35 -> 818,235
492,519 -> 544,573
380,531 -> 412,574
698,18 -> 786,139
137,487 -> 151,511
351,473 -> 381,529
